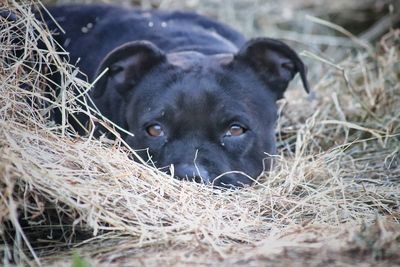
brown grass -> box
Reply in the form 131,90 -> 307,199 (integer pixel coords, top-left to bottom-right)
1,0 -> 399,266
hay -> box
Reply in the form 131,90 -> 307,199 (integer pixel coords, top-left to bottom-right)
1,0 -> 399,266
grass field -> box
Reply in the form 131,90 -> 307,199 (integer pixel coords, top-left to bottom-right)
1,0 -> 399,266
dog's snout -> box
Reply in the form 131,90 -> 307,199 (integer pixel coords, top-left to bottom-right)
174,164 -> 211,184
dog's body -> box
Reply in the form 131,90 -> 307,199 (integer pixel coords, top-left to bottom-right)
39,4 -> 309,187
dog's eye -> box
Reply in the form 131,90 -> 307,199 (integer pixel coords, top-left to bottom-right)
225,124 -> 246,137
146,124 -> 164,137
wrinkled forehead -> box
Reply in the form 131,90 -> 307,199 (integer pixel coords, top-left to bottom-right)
130,51 -> 275,121
132,72 -> 248,125
134,52 -> 235,103
143,74 -> 229,120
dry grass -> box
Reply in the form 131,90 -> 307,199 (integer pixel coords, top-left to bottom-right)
1,0 -> 399,266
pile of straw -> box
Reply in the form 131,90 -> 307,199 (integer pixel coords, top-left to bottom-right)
1,0 -> 399,266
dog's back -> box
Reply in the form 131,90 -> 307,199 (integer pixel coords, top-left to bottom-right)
42,4 -> 246,80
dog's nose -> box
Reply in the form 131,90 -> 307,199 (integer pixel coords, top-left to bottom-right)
174,163 -> 211,184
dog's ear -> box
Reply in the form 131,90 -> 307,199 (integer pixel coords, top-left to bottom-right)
235,38 -> 310,99
91,41 -> 166,98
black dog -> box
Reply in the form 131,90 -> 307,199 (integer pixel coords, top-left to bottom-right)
19,4 -> 310,187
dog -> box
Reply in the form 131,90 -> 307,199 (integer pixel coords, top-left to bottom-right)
4,4 -> 310,187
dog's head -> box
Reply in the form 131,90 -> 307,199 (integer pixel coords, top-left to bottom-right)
91,38 -> 309,188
